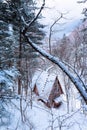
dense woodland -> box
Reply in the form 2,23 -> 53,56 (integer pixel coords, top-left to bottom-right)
0,0 -> 87,130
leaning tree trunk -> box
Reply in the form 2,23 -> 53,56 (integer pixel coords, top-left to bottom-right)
19,0 -> 87,103
24,36 -> 87,103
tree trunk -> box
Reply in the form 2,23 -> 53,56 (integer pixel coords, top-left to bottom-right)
24,36 -> 87,103
18,29 -> 22,94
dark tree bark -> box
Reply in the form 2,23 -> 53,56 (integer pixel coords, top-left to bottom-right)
18,29 -> 22,94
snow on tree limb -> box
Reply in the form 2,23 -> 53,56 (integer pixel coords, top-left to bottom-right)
20,0 -> 87,103
25,36 -> 87,103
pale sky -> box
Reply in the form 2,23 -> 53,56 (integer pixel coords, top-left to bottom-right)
43,0 -> 84,19
38,0 -> 85,38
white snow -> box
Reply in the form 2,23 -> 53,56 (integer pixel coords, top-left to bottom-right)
1,68 -> 87,130
0,70 -> 13,87
1,97 -> 87,130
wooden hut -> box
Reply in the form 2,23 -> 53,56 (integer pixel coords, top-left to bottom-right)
33,71 -> 63,108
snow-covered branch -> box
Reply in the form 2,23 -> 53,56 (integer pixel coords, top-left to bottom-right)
62,60 -> 87,91
24,36 -> 87,103
19,0 -> 87,103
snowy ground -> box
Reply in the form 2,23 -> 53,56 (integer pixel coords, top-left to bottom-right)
1,95 -> 87,130
1,69 -> 87,130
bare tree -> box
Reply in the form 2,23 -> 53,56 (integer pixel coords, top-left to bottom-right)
49,14 -> 63,54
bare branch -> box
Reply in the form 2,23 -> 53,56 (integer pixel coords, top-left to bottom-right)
48,12 -> 68,54
22,0 -> 45,35
49,13 -> 63,54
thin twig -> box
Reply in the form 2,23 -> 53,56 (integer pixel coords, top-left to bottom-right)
22,0 -> 45,35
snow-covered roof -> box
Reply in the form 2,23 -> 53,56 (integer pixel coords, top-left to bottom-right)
32,71 -> 59,100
